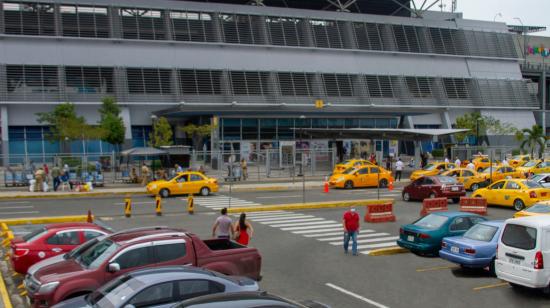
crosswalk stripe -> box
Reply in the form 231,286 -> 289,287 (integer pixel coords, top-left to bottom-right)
257,218 -> 323,224
281,224 -> 342,231
317,232 -> 388,241
252,216 -> 316,222
302,230 -> 376,238
292,228 -> 343,234
269,220 -> 338,228
329,236 -> 398,246
245,211 -> 293,218
357,241 -> 398,250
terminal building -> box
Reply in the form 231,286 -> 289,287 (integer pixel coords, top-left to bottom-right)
0,0 -> 541,162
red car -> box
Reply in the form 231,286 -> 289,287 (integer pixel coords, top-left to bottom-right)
25,226 -> 262,307
402,175 -> 466,203
10,222 -> 111,275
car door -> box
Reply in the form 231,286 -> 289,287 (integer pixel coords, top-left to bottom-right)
420,177 -> 435,199
448,216 -> 472,237
43,230 -> 82,259
367,167 -> 380,187
152,240 -> 193,267
485,181 -> 505,205
188,174 -> 207,194
175,279 -> 226,302
408,179 -> 423,199
502,180 -> 522,207
461,170 -> 475,185
126,281 -> 176,308
173,174 -> 190,195
106,244 -> 155,280
354,167 -> 369,187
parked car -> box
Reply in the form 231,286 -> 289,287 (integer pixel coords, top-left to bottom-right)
52,266 -> 259,308
410,162 -> 457,181
397,212 -> 487,254
329,165 -> 393,189
528,173 -> 550,188
10,222 -> 111,275
332,159 -> 375,175
172,291 -> 330,308
516,160 -> 543,176
514,201 -> 550,218
509,155 -> 531,168
471,156 -> 491,172
496,216 -> 550,292
439,220 -> 504,275
478,165 -> 524,183
146,171 -> 219,197
402,176 -> 465,203
25,226 -> 262,307
472,179 -> 550,211
441,168 -> 488,191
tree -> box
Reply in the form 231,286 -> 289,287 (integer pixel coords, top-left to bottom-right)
149,117 -> 173,147
180,123 -> 216,150
516,125 -> 547,158
454,112 -> 517,144
98,97 -> 125,150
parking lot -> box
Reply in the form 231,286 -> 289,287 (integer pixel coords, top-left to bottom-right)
1,185 -> 549,308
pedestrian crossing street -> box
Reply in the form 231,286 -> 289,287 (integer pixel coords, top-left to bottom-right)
235,210 -> 399,255
189,195 -> 261,211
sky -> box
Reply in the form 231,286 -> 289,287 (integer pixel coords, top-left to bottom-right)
413,0 -> 550,37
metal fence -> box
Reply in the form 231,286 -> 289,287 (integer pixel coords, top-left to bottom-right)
451,146 -> 514,162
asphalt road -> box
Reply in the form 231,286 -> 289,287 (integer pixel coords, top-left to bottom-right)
3,188 -> 550,307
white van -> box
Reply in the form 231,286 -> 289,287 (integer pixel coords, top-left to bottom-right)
496,216 -> 550,291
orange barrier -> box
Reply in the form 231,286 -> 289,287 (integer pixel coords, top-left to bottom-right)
459,197 -> 487,215
364,203 -> 396,223
420,198 -> 448,216
86,210 -> 93,223
388,180 -> 394,191
324,181 -> 329,193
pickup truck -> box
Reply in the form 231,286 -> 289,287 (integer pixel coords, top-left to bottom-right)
25,226 -> 262,308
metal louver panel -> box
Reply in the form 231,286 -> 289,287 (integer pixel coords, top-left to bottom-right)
60,5 -> 109,38
170,11 -> 216,42
120,7 -> 165,40
3,1 -> 55,35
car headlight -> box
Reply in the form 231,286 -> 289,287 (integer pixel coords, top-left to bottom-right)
149,184 -> 157,190
38,281 -> 59,294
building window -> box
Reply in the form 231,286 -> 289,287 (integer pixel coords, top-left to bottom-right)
392,25 -> 422,53
179,70 -> 222,95
131,126 -> 152,147
170,11 -> 215,42
353,22 -> 384,51
366,76 -> 394,98
259,119 -> 276,140
322,74 -> 353,97
60,5 -> 109,38
312,118 -> 327,129
3,2 -> 56,36
220,14 -> 264,45
120,8 -> 165,40
241,119 -> 258,140
127,68 -> 171,95
6,65 -> 59,100
277,73 -> 314,96
230,72 -> 270,96
406,77 -> 434,98
65,67 -> 114,95
277,119 -> 294,140
310,19 -> 344,49
443,78 -> 470,99
222,118 -> 240,140
265,16 -> 308,47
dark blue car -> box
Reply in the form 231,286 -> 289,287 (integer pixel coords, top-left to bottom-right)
439,220 -> 504,275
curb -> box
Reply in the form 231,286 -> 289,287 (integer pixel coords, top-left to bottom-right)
367,246 -> 409,256
0,270 -> 12,308
0,215 -> 90,226
0,191 -> 147,200
221,185 -> 323,193
226,199 -> 394,213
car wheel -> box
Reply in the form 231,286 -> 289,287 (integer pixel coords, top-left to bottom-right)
200,187 -> 210,196
489,259 -> 496,276
344,180 -> 354,189
403,192 -> 411,202
474,195 -> 482,198
513,199 -> 525,211
452,198 -> 460,204
379,179 -> 388,188
471,183 -> 479,191
159,188 -> 170,198
429,192 -> 436,199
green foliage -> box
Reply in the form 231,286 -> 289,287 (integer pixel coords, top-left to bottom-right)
36,103 -> 105,143
180,123 -> 216,150
517,125 -> 547,158
454,112 -> 517,143
512,148 -> 521,156
98,97 -> 125,147
149,117 -> 173,147
431,148 -> 445,158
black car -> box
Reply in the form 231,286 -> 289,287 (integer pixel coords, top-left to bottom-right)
172,291 -> 330,308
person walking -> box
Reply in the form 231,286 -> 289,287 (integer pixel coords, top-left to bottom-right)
454,157 -> 461,167
51,165 -> 61,191
234,213 -> 254,246
212,208 -> 234,239
342,207 -> 360,256
141,163 -> 150,186
395,158 -> 404,181
466,161 -> 475,170
240,158 -> 248,181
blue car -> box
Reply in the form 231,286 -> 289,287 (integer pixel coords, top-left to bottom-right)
439,220 -> 504,275
397,212 -> 487,255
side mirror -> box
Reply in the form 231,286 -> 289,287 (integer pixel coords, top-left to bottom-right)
108,263 -> 120,273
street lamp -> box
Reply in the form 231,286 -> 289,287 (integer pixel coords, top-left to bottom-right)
493,13 -> 502,22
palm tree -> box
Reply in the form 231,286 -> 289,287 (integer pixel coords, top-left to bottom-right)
517,125 -> 547,158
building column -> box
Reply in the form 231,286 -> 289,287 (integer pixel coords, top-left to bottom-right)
0,65 -> 7,102
163,9 -> 173,41
380,24 -> 397,51
440,111 -> 456,144
108,6 -> 122,38
54,4 -> 62,36
417,27 -> 434,53
0,2 -> 5,34
353,75 -> 369,103
1,106 -> 9,167
220,71 -> 233,102
171,69 -> 181,101
57,66 -> 67,102
267,72 -> 281,102
113,67 -> 128,102
310,74 -> 325,98
120,106 -> 132,149
299,19 -> 315,47
255,16 -> 270,45
341,21 -> 357,49
212,13 -> 224,43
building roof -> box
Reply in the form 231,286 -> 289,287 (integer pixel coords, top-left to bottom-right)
295,128 -> 469,141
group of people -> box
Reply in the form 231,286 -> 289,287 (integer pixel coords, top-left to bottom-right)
212,208 -> 254,246
31,163 -> 79,192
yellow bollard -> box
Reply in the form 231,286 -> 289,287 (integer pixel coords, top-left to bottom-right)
187,194 -> 194,215
155,195 -> 162,216
124,197 -> 132,218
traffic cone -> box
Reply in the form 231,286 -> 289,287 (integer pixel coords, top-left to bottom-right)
388,180 -> 394,191
87,210 -> 93,223
324,177 -> 329,193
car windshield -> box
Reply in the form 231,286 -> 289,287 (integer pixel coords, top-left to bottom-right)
530,175 -> 546,183
64,236 -> 103,260
87,275 -> 145,308
523,161 -> 538,167
413,214 -> 448,229
437,176 -> 457,184
342,168 -> 355,175
523,180 -> 542,188
22,227 -> 47,242
423,164 -> 435,171
77,239 -> 119,269
341,160 -> 352,165
525,204 -> 550,213
501,224 -> 537,250
481,167 -> 492,174
463,224 -> 498,242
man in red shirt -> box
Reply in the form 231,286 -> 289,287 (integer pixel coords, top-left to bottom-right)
342,207 -> 360,256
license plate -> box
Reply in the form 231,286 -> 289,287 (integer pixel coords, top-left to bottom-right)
509,258 -> 521,265
407,235 -> 414,242
451,246 -> 459,253
451,186 -> 459,191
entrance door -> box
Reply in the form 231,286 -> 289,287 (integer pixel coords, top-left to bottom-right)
280,142 -> 295,169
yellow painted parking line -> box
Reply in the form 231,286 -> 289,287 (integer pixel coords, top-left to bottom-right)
0,270 -> 13,308
19,290 -> 27,297
17,283 -> 24,290
227,199 -> 394,213
416,265 -> 459,272
11,272 -> 20,278
367,247 -> 409,256
473,282 -> 509,291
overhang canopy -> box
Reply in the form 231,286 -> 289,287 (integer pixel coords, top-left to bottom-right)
294,128 -> 469,141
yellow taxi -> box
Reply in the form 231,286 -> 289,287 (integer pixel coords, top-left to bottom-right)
146,171 -> 219,198
509,155 -> 531,168
410,162 -> 457,181
441,168 -> 488,191
332,159 -> 375,175
471,156 -> 491,172
478,165 -> 525,182
472,179 -> 550,211
516,160 -> 550,176
513,201 -> 550,218
329,165 -> 393,189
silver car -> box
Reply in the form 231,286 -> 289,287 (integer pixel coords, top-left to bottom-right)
52,266 -> 259,308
